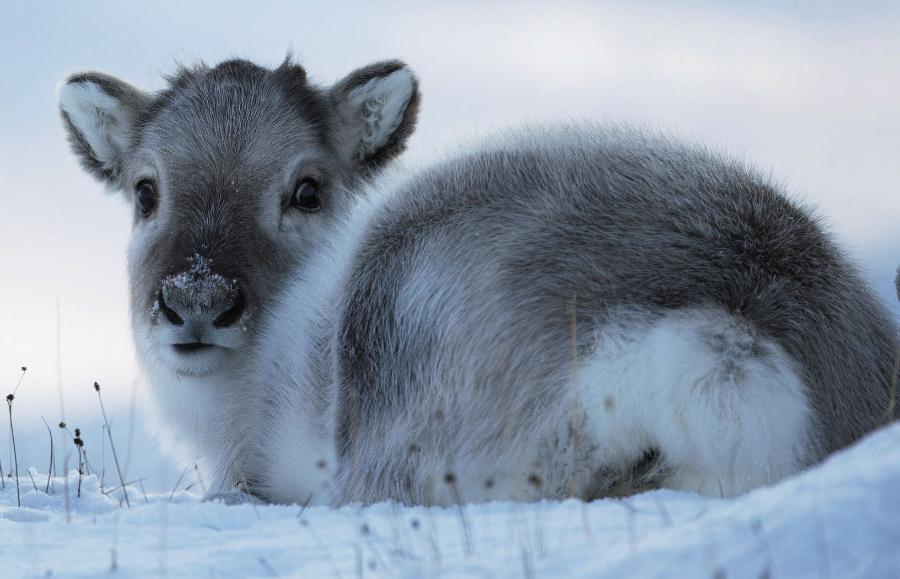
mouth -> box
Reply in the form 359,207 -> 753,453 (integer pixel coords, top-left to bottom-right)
161,340 -> 231,378
144,317 -> 249,377
172,342 -> 220,354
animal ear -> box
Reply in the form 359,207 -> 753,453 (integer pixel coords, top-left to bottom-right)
57,72 -> 150,184
330,60 -> 420,172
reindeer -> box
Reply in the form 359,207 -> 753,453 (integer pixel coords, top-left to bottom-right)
58,57 -> 898,505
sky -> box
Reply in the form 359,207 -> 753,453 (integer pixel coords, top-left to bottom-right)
1,0 -> 898,488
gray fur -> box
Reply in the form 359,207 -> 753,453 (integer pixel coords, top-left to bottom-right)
59,57 -> 899,506
318,127 -> 897,503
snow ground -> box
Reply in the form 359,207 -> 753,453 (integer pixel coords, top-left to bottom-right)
2,422 -> 899,578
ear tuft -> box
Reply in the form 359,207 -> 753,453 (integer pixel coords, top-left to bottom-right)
331,61 -> 420,172
57,72 -> 148,183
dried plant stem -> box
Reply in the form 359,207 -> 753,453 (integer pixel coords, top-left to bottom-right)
56,298 -> 66,427
444,473 -> 473,557
100,424 -> 107,491
5,367 -> 27,503
27,469 -> 38,492
169,468 -> 187,502
7,396 -> 21,507
70,428 -> 86,498
103,477 -> 149,496
41,417 -> 54,493
56,299 -> 67,482
12,367 -> 26,395
95,383 -> 130,507
569,294 -> 582,495
77,448 -> 84,498
569,295 -> 594,540
122,378 -> 138,502
138,479 -> 150,504
81,453 -> 93,477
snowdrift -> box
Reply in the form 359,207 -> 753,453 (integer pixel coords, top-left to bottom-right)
2,422 -> 899,578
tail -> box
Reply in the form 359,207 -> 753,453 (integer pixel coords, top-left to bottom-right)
709,211 -> 899,456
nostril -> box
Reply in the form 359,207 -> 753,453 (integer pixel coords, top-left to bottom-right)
213,290 -> 246,328
157,290 -> 184,326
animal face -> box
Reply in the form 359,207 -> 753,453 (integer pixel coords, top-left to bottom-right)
59,58 -> 419,377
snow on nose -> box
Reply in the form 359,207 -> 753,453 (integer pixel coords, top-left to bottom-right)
155,254 -> 245,330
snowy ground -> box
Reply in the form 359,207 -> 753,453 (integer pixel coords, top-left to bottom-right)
2,422 -> 899,578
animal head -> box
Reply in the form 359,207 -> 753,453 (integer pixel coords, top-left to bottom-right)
58,58 -> 420,377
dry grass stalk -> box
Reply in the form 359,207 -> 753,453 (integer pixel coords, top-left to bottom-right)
94,382 -> 130,507
27,468 -> 38,492
40,417 -> 55,493
568,295 -> 594,540
62,450 -> 71,524
5,366 -> 28,504
74,428 -> 84,497
443,471 -> 474,557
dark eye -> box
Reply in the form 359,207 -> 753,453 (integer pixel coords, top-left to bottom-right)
136,180 -> 158,216
292,178 -> 321,212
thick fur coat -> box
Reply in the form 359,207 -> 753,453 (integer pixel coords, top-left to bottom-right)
58,58 -> 899,506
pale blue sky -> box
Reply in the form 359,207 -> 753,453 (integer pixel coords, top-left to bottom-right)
1,1 -> 898,487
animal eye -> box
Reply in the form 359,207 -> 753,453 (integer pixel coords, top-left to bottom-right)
136,180 -> 158,216
292,178 -> 321,212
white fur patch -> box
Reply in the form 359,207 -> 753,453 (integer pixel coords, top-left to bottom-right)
251,194 -> 389,505
347,67 -> 415,155
57,80 -> 132,166
578,308 -> 813,497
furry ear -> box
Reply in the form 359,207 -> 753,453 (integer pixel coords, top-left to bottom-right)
57,72 -> 150,183
330,60 -> 420,172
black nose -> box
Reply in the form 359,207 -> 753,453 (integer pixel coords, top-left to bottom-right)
156,283 -> 246,329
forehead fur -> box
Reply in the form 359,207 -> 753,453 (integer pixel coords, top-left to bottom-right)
133,58 -> 333,166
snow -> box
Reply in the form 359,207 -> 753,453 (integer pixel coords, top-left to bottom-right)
158,254 -> 239,320
2,422 -> 900,578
